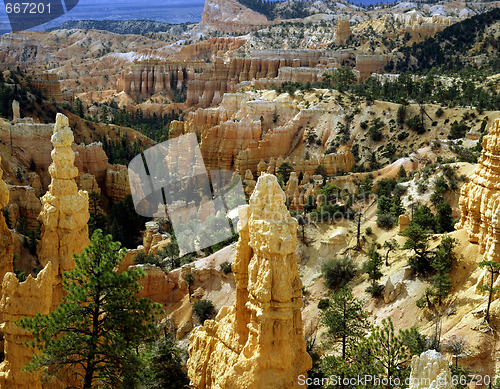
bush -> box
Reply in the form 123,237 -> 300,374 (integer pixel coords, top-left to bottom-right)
219,261 -> 232,274
412,205 -> 436,232
448,121 -> 469,140
435,107 -> 444,118
365,226 -> 373,235
365,284 -> 384,298
321,256 -> 357,290
397,131 -> 409,141
318,298 -> 330,310
192,299 -> 216,324
377,213 -> 396,229
407,115 -> 425,134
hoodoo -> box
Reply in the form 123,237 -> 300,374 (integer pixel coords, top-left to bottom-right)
37,113 -> 90,308
187,173 -> 312,388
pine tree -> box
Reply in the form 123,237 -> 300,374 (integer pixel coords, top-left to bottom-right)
383,238 -> 399,267
277,162 -> 294,185
400,223 -> 432,275
74,97 -> 84,118
144,327 -> 190,389
366,318 -> 421,381
436,201 -> 454,233
17,230 -> 163,388
478,260 -> 500,325
321,288 -> 369,360
363,245 -> 383,297
390,194 -> 405,219
431,235 -> 457,305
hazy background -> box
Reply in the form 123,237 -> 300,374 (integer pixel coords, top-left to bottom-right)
0,0 -> 399,35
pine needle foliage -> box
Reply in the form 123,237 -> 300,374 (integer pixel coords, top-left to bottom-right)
17,229 -> 164,389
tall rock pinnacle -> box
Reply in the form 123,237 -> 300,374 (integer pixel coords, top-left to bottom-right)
187,173 -> 312,389
37,113 -> 90,307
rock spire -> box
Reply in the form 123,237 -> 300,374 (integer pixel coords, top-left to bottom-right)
187,173 -> 312,388
408,350 -> 452,389
37,113 -> 90,307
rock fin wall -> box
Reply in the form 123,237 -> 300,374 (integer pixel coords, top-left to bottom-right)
0,156 -> 13,290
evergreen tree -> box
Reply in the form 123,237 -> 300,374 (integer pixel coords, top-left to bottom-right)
88,191 -> 107,237
366,318 -> 421,381
397,165 -> 407,180
18,230 -> 163,388
400,223 -> 432,275
431,235 -> 457,306
184,273 -> 195,302
363,245 -> 383,297
99,105 -> 109,123
390,194 -> 405,219
412,205 -> 436,232
74,97 -> 84,118
383,239 -> 399,267
321,288 -> 369,360
144,327 -> 189,389
436,201 -> 454,233
478,260 -> 500,325
277,162 -> 294,186
377,195 -> 392,214
314,164 -> 327,184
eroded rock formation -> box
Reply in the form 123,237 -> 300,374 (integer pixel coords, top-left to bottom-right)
0,262 -> 56,389
0,156 -> 13,290
408,350 -> 452,389
33,73 -> 64,103
335,17 -> 352,45
0,117 -> 109,190
456,118 -> 500,296
187,173 -> 312,388
201,0 -> 271,33
118,47 -> 341,107
172,92 -> 354,177
105,164 -> 130,202
7,186 -> 41,230
37,113 -> 90,308
354,54 -> 388,81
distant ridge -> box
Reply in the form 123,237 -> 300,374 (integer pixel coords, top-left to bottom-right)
46,19 -> 191,35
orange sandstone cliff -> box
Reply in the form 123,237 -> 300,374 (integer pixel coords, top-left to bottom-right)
0,156 -> 13,288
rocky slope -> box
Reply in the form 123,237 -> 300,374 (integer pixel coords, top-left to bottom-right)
201,0 -> 271,32
171,90 -> 354,177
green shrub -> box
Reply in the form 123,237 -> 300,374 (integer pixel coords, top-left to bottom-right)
377,213 -> 396,229
448,121 -> 469,140
317,298 -> 330,310
407,115 -> 425,134
193,299 -> 216,324
397,131 -> 409,141
321,256 -> 357,290
220,261 -> 232,274
365,284 -> 384,298
365,226 -> 373,235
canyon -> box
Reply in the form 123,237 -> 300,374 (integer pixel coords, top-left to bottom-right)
0,0 -> 500,386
